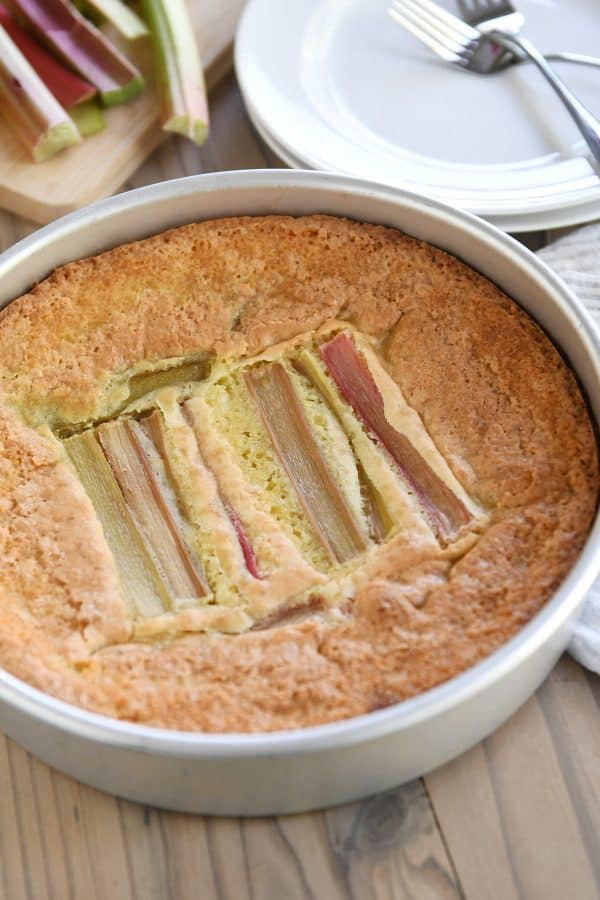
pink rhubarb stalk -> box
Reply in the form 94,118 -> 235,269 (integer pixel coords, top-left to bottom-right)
11,0 -> 144,106
224,502 -> 262,580
0,25 -> 80,161
321,333 -> 471,541
0,3 -> 95,107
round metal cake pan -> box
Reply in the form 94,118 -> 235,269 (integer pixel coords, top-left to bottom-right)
0,171 -> 599,816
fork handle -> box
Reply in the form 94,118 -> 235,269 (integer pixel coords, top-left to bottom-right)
496,33 -> 600,163
545,52 -> 600,68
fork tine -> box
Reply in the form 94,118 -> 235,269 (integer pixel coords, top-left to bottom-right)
389,0 -> 476,56
388,7 -> 463,62
388,0 -> 521,75
391,0 -> 478,41
400,0 -> 475,49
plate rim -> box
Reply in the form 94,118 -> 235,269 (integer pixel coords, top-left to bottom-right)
243,80 -> 600,232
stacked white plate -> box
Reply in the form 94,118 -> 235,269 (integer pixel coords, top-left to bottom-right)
235,0 -> 600,232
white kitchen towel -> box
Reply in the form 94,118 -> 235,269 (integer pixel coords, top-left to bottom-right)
537,222 -> 600,672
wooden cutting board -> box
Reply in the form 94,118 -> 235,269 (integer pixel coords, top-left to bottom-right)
0,1 -> 245,224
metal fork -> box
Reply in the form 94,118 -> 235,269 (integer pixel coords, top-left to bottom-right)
456,0 -> 524,33
388,0 -> 600,163
457,0 -> 600,66
456,0 -> 600,66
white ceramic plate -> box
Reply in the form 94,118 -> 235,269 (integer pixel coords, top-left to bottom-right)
235,0 -> 600,223
244,89 -> 600,233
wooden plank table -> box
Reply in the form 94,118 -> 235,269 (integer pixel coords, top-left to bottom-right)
1,73 -> 600,900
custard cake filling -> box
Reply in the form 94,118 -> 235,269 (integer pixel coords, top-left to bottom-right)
62,325 -> 484,642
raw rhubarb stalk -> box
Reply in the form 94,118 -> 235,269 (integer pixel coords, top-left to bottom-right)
245,362 -> 369,565
224,501 -> 262,580
0,26 -> 80,161
69,97 -> 105,135
140,0 -> 209,145
321,333 -> 471,541
11,0 -> 144,106
64,429 -> 168,619
83,0 -> 149,40
0,3 -> 95,107
97,418 -> 208,602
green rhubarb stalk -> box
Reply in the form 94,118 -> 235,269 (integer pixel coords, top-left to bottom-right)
69,98 -> 105,136
0,25 -> 80,161
64,428 -> 169,619
126,359 -> 208,405
140,0 -> 209,145
11,0 -> 144,106
84,0 -> 149,40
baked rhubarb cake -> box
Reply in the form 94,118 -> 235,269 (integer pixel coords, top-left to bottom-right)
0,215 -> 597,731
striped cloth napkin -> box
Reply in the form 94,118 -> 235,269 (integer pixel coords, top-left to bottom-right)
537,221 -> 600,672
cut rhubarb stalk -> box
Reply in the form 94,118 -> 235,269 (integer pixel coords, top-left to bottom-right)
83,0 -> 149,40
133,413 -> 212,599
140,0 -> 209,145
321,333 -> 471,541
11,0 -> 144,106
97,418 -> 208,602
137,408 -> 168,459
70,97 -> 105,135
0,26 -> 80,161
0,3 -> 95,107
64,429 -> 168,618
251,595 -> 324,631
126,359 -> 208,406
223,501 -> 262,580
245,362 -> 369,565
294,352 -> 392,543
360,467 -> 389,542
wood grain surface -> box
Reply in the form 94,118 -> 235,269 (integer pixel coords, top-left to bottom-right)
0,73 -> 599,900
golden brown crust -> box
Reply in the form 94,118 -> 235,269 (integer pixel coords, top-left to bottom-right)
0,215 -> 597,731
